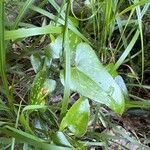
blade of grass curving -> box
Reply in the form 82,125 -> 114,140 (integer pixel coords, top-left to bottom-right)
50,0 -> 66,26
141,3 -> 150,18
116,16 -> 128,49
5,25 -> 62,40
100,0 -> 113,60
118,0 -> 150,16
114,30 -> 140,70
127,83 -> 150,89
115,9 -> 135,67
20,105 -> 48,133
13,0 -> 35,29
129,94 -> 150,102
115,9 -> 135,54
80,141 -> 106,147
69,0 -> 102,21
61,1 -> 71,117
0,126 -> 73,150
0,0 -> 14,110
113,126 -> 149,149
18,22 -> 37,28
124,50 -> 141,63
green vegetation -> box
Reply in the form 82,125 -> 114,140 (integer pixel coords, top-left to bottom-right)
0,0 -> 150,149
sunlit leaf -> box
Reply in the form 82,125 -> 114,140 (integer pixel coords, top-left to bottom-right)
60,97 -> 90,137
30,69 -> 47,105
30,53 -> 42,73
114,75 -> 129,99
5,25 -> 62,40
52,132 -> 73,147
47,36 -> 62,59
106,63 -> 118,78
43,79 -> 56,96
74,43 -> 125,113
61,68 -> 123,113
30,68 -> 56,106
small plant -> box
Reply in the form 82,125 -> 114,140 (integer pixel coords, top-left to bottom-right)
0,0 -> 150,149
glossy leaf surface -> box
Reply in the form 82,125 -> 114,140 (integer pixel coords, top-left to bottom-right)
60,97 -> 90,137
115,75 -> 129,99
59,43 -> 125,113
52,131 -> 73,147
48,36 -> 62,59
66,68 -> 122,113
30,70 -> 56,105
30,69 -> 47,105
30,53 -> 42,73
43,79 -> 56,96
74,43 -> 125,113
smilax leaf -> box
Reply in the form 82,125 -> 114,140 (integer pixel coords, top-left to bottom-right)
74,43 -> 125,114
68,68 -> 123,113
60,97 -> 90,137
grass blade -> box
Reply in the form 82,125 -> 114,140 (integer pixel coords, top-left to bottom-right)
0,0 -> 14,109
5,25 -> 62,40
134,0 -> 144,82
29,4 -> 90,43
114,30 -> 140,70
61,1 -> 71,117
13,0 -> 35,29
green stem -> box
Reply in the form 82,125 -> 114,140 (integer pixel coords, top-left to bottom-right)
0,0 -> 14,110
61,0 -> 71,118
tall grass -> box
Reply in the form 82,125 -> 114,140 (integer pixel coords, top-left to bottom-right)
0,0 -> 14,110
60,0 -> 71,117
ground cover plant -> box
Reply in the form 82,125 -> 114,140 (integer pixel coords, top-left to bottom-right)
0,0 -> 150,149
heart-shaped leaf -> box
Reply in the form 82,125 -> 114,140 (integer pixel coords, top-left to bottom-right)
60,97 -> 90,137
65,68 -> 122,113
74,43 -> 125,113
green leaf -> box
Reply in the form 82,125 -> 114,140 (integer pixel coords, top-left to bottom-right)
5,25 -> 62,40
30,68 -> 56,105
43,79 -> 56,96
30,53 -> 42,73
114,30 -> 139,70
52,132 -> 73,148
46,31 -> 81,60
13,0 -> 35,29
47,36 -> 62,59
60,42 -> 125,113
68,31 -> 82,50
60,97 -> 90,137
74,43 -> 125,113
114,75 -> 129,99
106,63 -> 118,78
30,69 -> 47,105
